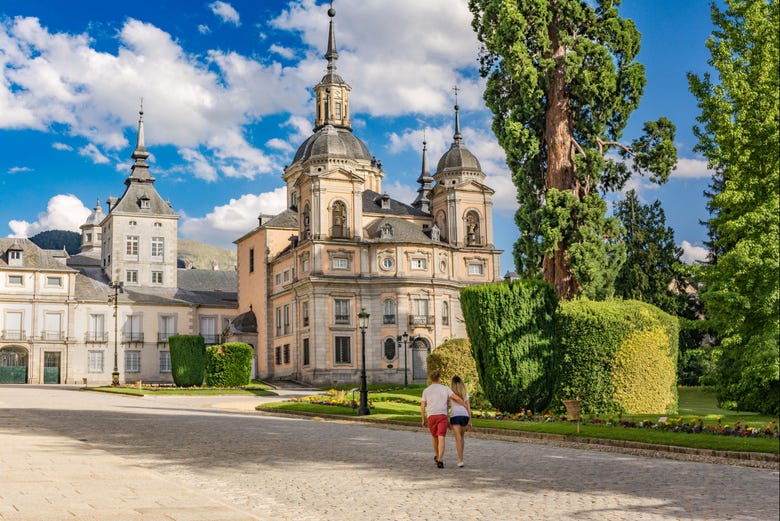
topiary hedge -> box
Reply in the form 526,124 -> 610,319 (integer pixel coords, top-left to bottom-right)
426,338 -> 482,398
169,335 -> 206,387
460,279 -> 558,413
552,299 -> 679,415
205,342 -> 253,387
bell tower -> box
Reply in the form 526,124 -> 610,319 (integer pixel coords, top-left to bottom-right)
313,4 -> 351,131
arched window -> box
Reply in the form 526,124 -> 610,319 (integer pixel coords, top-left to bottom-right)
383,338 -> 397,361
442,300 -> 449,326
381,223 -> 394,239
436,211 -> 447,241
465,211 -> 481,246
302,203 -> 311,239
332,201 -> 348,238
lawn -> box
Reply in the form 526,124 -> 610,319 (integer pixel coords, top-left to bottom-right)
87,380 -> 277,396
259,386 -> 780,454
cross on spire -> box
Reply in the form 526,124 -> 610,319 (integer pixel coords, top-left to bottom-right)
452,85 -> 460,106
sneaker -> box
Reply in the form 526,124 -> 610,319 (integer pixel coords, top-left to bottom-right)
437,460 -> 444,469
457,461 -> 464,468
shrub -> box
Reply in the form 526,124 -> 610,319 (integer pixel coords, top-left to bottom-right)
460,279 -> 558,413
426,338 -> 482,398
169,335 -> 206,387
205,342 -> 253,387
553,299 -> 679,415
678,319 -> 719,386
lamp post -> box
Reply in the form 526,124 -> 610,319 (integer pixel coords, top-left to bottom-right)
357,308 -> 370,416
108,280 -> 123,386
397,331 -> 410,386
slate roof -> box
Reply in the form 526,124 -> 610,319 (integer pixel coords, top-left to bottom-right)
262,208 -> 299,229
362,190 -> 429,217
0,238 -> 76,271
364,217 -> 433,244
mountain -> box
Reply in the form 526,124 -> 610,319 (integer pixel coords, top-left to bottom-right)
29,230 -> 81,254
177,239 -> 237,271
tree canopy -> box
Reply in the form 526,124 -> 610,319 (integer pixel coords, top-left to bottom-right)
469,0 -> 677,299
688,0 -> 779,414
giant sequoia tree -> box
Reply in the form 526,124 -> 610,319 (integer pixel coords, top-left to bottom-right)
469,0 -> 677,299
688,0 -> 779,414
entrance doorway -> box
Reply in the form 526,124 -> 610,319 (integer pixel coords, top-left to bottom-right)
411,337 -> 430,382
0,346 -> 28,384
44,351 -> 61,384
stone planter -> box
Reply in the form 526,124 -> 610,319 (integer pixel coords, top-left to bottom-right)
562,399 -> 581,421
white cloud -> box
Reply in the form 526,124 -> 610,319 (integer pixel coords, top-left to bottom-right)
78,143 -> 109,164
52,142 -> 73,151
198,24 -> 211,35
179,187 -> 288,247
209,1 -> 241,26
7,194 -> 90,237
680,240 -> 710,264
673,157 -> 714,179
7,166 -> 32,174
266,138 -> 294,153
269,44 -> 297,60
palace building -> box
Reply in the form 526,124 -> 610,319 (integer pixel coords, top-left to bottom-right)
234,6 -> 500,386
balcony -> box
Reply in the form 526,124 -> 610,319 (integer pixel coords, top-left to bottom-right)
123,332 -> 144,343
1,330 -> 26,341
85,331 -> 109,343
330,225 -> 351,240
201,334 -> 221,346
157,332 -> 176,344
383,314 -> 397,325
41,330 -> 65,341
409,315 -> 435,326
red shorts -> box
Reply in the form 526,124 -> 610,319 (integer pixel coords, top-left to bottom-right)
427,414 -> 449,437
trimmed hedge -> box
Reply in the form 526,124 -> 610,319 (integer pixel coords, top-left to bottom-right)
460,279 -> 558,413
426,338 -> 482,397
205,342 -> 253,387
169,335 -> 206,387
552,299 -> 679,415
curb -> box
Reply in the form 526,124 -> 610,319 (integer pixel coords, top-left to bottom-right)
256,407 -> 780,468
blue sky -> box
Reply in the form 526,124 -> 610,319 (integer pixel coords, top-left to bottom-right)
0,0 -> 718,271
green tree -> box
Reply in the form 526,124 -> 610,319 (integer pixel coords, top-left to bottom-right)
613,190 -> 686,316
469,0 -> 677,299
688,0 -> 779,414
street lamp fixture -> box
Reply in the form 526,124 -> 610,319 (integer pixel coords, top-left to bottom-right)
397,331 -> 412,386
108,280 -> 124,386
357,307 -> 370,416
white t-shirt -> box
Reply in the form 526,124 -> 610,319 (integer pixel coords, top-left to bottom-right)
421,383 -> 453,417
450,392 -> 470,418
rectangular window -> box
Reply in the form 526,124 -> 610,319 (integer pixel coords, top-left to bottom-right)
126,270 -> 138,284
332,257 -> 349,270
411,298 -> 430,326
160,351 -> 171,373
275,346 -> 282,365
88,314 -> 106,342
199,316 -> 218,345
9,250 -> 21,260
151,237 -> 164,261
125,314 -> 143,342
249,248 -> 255,273
303,338 -> 310,366
468,263 -> 484,275
334,336 -> 351,364
46,276 -> 62,287
283,270 -> 290,282
43,313 -> 62,340
88,350 -> 104,373
126,236 -> 139,258
283,305 -> 290,335
334,299 -> 350,324
152,271 -> 163,284
4,311 -> 23,340
7,275 -> 23,286
125,350 -> 141,372
158,315 -> 176,342
302,302 -> 309,328
411,258 -> 427,270
383,300 -> 396,325
283,344 -> 290,364
275,273 -> 282,285
275,307 -> 282,336
302,257 -> 310,272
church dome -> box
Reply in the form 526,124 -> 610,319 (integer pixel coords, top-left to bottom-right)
435,142 -> 481,174
293,124 -> 373,163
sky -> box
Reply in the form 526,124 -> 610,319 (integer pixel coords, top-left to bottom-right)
0,0 -> 719,272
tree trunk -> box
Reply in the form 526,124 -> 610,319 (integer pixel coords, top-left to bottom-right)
543,16 -> 580,299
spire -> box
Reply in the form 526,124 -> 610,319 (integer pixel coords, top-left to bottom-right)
127,101 -> 154,185
452,86 -> 462,143
325,2 -> 338,73
412,138 -> 434,212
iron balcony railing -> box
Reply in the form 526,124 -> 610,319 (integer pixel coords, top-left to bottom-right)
201,334 -> 221,345
409,315 -> 435,326
123,332 -> 144,343
330,225 -> 351,239
1,330 -> 26,341
41,330 -> 65,341
85,331 -> 109,343
383,314 -> 396,325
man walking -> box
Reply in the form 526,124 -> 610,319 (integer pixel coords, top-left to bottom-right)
421,369 -> 465,468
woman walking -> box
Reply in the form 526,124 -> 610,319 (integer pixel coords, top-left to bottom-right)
449,375 -> 472,467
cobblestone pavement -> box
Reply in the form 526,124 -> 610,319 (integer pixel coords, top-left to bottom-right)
1,386 -> 778,521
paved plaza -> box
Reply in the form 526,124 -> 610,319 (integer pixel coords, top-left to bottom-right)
0,386 -> 778,521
